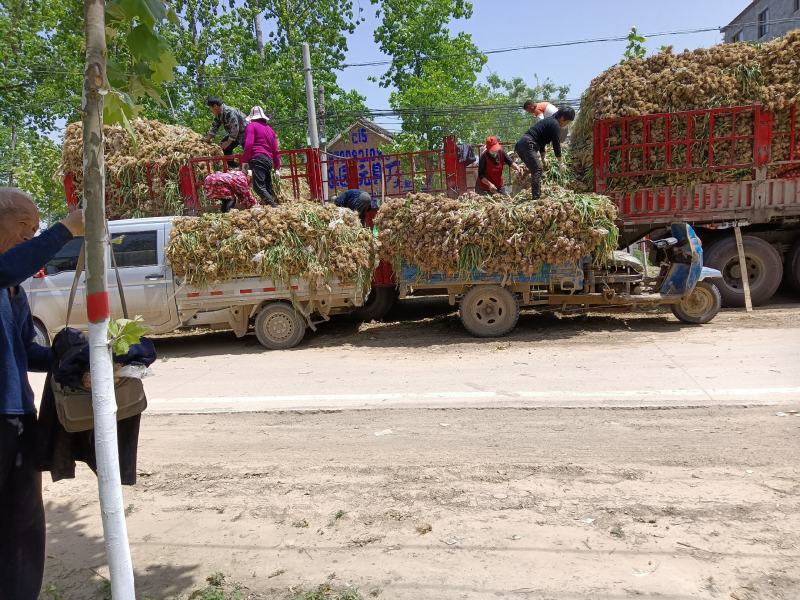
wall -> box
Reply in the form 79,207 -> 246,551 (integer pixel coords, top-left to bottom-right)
723,0 -> 800,42
327,125 -> 415,194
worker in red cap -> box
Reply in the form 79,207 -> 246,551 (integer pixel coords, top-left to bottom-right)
476,136 -> 521,196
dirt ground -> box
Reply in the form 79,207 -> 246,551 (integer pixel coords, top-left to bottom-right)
40,405 -> 800,600
36,300 -> 800,599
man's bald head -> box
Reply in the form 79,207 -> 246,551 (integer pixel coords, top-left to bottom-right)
0,187 -> 40,253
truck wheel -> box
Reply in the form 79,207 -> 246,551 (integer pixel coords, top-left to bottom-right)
352,287 -> 397,322
786,238 -> 800,293
254,302 -> 306,350
459,285 -> 519,338
703,235 -> 782,307
33,320 -> 50,347
671,281 -> 722,324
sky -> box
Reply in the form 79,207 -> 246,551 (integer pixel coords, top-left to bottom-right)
332,0 -> 750,132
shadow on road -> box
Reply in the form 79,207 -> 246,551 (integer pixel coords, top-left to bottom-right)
41,500 -> 199,599
151,296 -> 709,359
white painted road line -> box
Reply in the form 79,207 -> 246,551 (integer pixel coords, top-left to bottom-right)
145,387 -> 800,414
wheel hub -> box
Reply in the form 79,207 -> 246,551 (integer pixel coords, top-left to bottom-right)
474,295 -> 504,324
682,286 -> 713,316
723,256 -> 761,290
266,313 -> 294,341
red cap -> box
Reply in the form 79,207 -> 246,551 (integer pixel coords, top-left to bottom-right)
485,136 -> 502,153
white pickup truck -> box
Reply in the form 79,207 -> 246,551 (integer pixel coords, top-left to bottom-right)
23,216 -> 366,350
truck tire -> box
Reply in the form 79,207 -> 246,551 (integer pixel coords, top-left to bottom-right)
254,302 -> 306,350
786,238 -> 800,293
459,285 -> 519,338
352,287 -> 397,322
703,235 -> 782,307
671,281 -> 722,324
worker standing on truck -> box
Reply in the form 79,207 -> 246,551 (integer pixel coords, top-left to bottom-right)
476,135 -> 522,196
334,190 -> 373,224
0,188 -> 85,600
524,100 -> 558,121
203,97 -> 247,165
514,106 -> 575,199
241,106 -> 281,208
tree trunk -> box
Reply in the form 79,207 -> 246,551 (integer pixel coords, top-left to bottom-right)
82,1 -> 136,597
8,122 -> 17,186
252,4 -> 264,58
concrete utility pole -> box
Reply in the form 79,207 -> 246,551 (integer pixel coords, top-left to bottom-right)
302,43 -> 319,149
318,84 -> 329,201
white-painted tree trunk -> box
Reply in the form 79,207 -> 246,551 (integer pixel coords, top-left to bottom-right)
83,0 -> 136,596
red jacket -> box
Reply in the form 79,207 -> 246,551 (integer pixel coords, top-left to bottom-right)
477,149 -> 513,191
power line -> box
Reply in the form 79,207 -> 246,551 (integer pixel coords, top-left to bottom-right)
14,17 -> 800,80
337,18 -> 800,69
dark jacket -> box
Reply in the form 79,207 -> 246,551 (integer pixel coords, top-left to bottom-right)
335,190 -> 372,212
521,117 -> 563,158
36,328 -> 156,485
1,224 -> 72,415
207,105 -> 247,145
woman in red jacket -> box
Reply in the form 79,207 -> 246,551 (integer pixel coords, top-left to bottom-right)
476,136 -> 522,196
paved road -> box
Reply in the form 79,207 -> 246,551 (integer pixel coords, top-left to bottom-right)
33,301 -> 800,413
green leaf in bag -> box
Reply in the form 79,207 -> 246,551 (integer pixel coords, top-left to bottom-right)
108,316 -> 149,357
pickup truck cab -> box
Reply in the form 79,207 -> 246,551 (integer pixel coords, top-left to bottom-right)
23,217 -> 365,350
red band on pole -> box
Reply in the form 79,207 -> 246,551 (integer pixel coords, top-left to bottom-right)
86,291 -> 110,322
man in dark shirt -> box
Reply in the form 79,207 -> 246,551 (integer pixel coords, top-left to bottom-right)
0,188 -> 84,600
204,96 -> 248,165
334,189 -> 373,224
514,105 -> 575,199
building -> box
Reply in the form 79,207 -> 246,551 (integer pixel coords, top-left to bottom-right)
326,118 -> 394,162
722,0 -> 800,43
326,118 -> 400,193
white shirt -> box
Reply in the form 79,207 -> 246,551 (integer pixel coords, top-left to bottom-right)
537,103 -> 559,120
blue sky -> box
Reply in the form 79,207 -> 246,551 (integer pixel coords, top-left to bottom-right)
334,0 -> 749,132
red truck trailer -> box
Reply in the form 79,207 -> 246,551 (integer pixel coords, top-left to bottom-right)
593,104 -> 800,307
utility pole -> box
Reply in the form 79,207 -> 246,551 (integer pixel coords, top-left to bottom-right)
302,43 -> 319,148
83,1 -> 136,597
318,84 -> 329,201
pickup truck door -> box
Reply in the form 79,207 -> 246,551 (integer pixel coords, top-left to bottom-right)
26,236 -> 86,334
108,224 -> 174,329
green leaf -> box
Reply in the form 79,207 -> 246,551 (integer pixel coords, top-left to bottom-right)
107,0 -> 166,27
106,59 -> 128,88
103,89 -> 136,123
108,316 -> 149,357
127,25 -> 164,62
150,50 -> 177,84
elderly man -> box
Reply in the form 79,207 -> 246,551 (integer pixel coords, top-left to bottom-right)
0,188 -> 84,600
